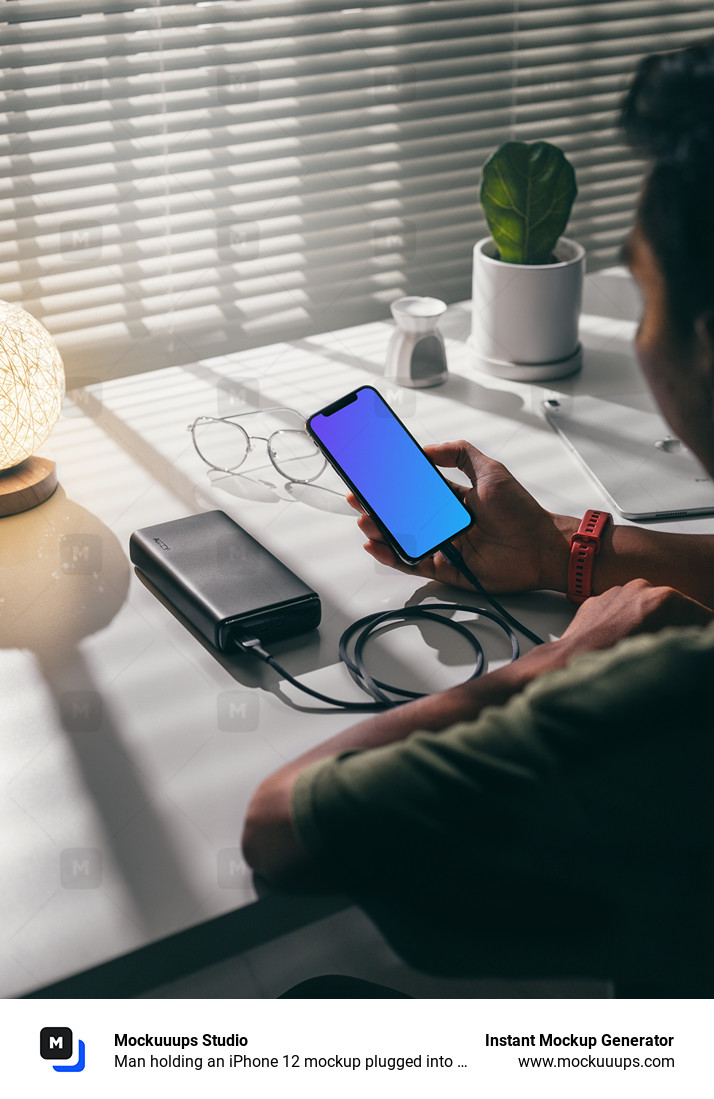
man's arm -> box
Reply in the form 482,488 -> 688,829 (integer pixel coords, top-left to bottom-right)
241,635 -> 577,890
354,441 -> 714,609
241,579 -> 713,890
573,520 -> 714,606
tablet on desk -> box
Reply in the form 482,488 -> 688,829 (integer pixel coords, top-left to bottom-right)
543,394 -> 714,521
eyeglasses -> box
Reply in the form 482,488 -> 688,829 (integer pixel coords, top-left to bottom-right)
187,406 -> 326,484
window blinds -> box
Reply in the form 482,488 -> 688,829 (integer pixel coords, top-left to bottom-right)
2,1 -> 712,382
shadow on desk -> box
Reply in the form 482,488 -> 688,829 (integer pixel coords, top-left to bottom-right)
2,488 -> 204,937
132,566 -> 333,710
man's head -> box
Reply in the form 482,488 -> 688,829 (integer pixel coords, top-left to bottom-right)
620,41 -> 714,477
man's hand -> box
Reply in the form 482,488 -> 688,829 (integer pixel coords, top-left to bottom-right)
560,578 -> 714,657
349,440 -> 576,593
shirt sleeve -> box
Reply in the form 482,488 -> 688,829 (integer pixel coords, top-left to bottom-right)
290,624 -> 714,976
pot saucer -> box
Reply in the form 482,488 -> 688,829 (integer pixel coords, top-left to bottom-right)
472,342 -> 582,382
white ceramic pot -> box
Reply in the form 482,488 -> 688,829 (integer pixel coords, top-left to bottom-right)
471,236 -> 585,381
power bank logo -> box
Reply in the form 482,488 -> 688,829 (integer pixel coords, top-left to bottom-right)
40,1028 -> 86,1072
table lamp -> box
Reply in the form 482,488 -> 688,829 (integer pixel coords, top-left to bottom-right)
0,300 -> 65,517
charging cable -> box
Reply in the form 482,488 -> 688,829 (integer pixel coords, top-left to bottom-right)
440,542 -> 545,648
233,542 -> 544,711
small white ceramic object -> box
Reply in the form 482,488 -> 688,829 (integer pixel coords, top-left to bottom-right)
385,296 -> 448,388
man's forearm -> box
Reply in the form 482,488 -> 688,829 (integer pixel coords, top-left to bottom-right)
286,635 -> 574,766
242,635 -> 573,888
545,516 -> 714,607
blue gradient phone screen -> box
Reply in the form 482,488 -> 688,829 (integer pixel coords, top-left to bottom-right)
309,387 -> 470,559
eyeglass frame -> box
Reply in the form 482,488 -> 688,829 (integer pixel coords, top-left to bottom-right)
186,406 -> 327,484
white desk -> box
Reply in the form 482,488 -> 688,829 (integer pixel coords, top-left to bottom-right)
4,270 -> 713,997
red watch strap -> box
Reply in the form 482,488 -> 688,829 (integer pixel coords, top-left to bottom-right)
567,509 -> 612,605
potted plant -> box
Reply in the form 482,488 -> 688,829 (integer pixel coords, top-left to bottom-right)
472,140 -> 584,381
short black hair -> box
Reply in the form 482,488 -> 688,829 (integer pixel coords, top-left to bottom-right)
621,41 -> 714,333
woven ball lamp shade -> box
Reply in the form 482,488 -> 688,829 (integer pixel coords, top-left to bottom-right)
0,300 -> 65,517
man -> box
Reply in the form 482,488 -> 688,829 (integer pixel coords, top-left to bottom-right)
243,42 -> 714,995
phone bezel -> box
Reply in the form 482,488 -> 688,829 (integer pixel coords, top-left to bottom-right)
306,385 -> 472,564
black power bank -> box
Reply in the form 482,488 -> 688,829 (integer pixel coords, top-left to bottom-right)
129,510 -> 321,651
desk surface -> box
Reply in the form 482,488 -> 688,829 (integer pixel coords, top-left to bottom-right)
4,269 -> 714,997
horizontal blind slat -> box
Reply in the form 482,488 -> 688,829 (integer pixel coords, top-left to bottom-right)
3,0 -> 710,381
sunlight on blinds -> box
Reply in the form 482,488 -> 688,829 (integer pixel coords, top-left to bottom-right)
2,1 -> 712,381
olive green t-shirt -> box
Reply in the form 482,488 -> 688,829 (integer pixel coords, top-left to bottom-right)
292,623 -> 714,994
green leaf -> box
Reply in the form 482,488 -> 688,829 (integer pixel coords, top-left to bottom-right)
480,141 -> 577,264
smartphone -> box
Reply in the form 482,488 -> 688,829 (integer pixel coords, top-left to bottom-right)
306,385 -> 471,563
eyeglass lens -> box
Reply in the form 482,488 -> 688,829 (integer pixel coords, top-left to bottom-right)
192,414 -> 326,482
268,429 -> 325,483
192,418 -> 249,472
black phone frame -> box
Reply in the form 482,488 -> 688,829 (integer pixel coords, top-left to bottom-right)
306,384 -> 472,565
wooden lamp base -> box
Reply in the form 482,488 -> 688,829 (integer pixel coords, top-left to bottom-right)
0,456 -> 58,517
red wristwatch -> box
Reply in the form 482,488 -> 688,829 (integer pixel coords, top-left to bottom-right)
567,509 -> 612,605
